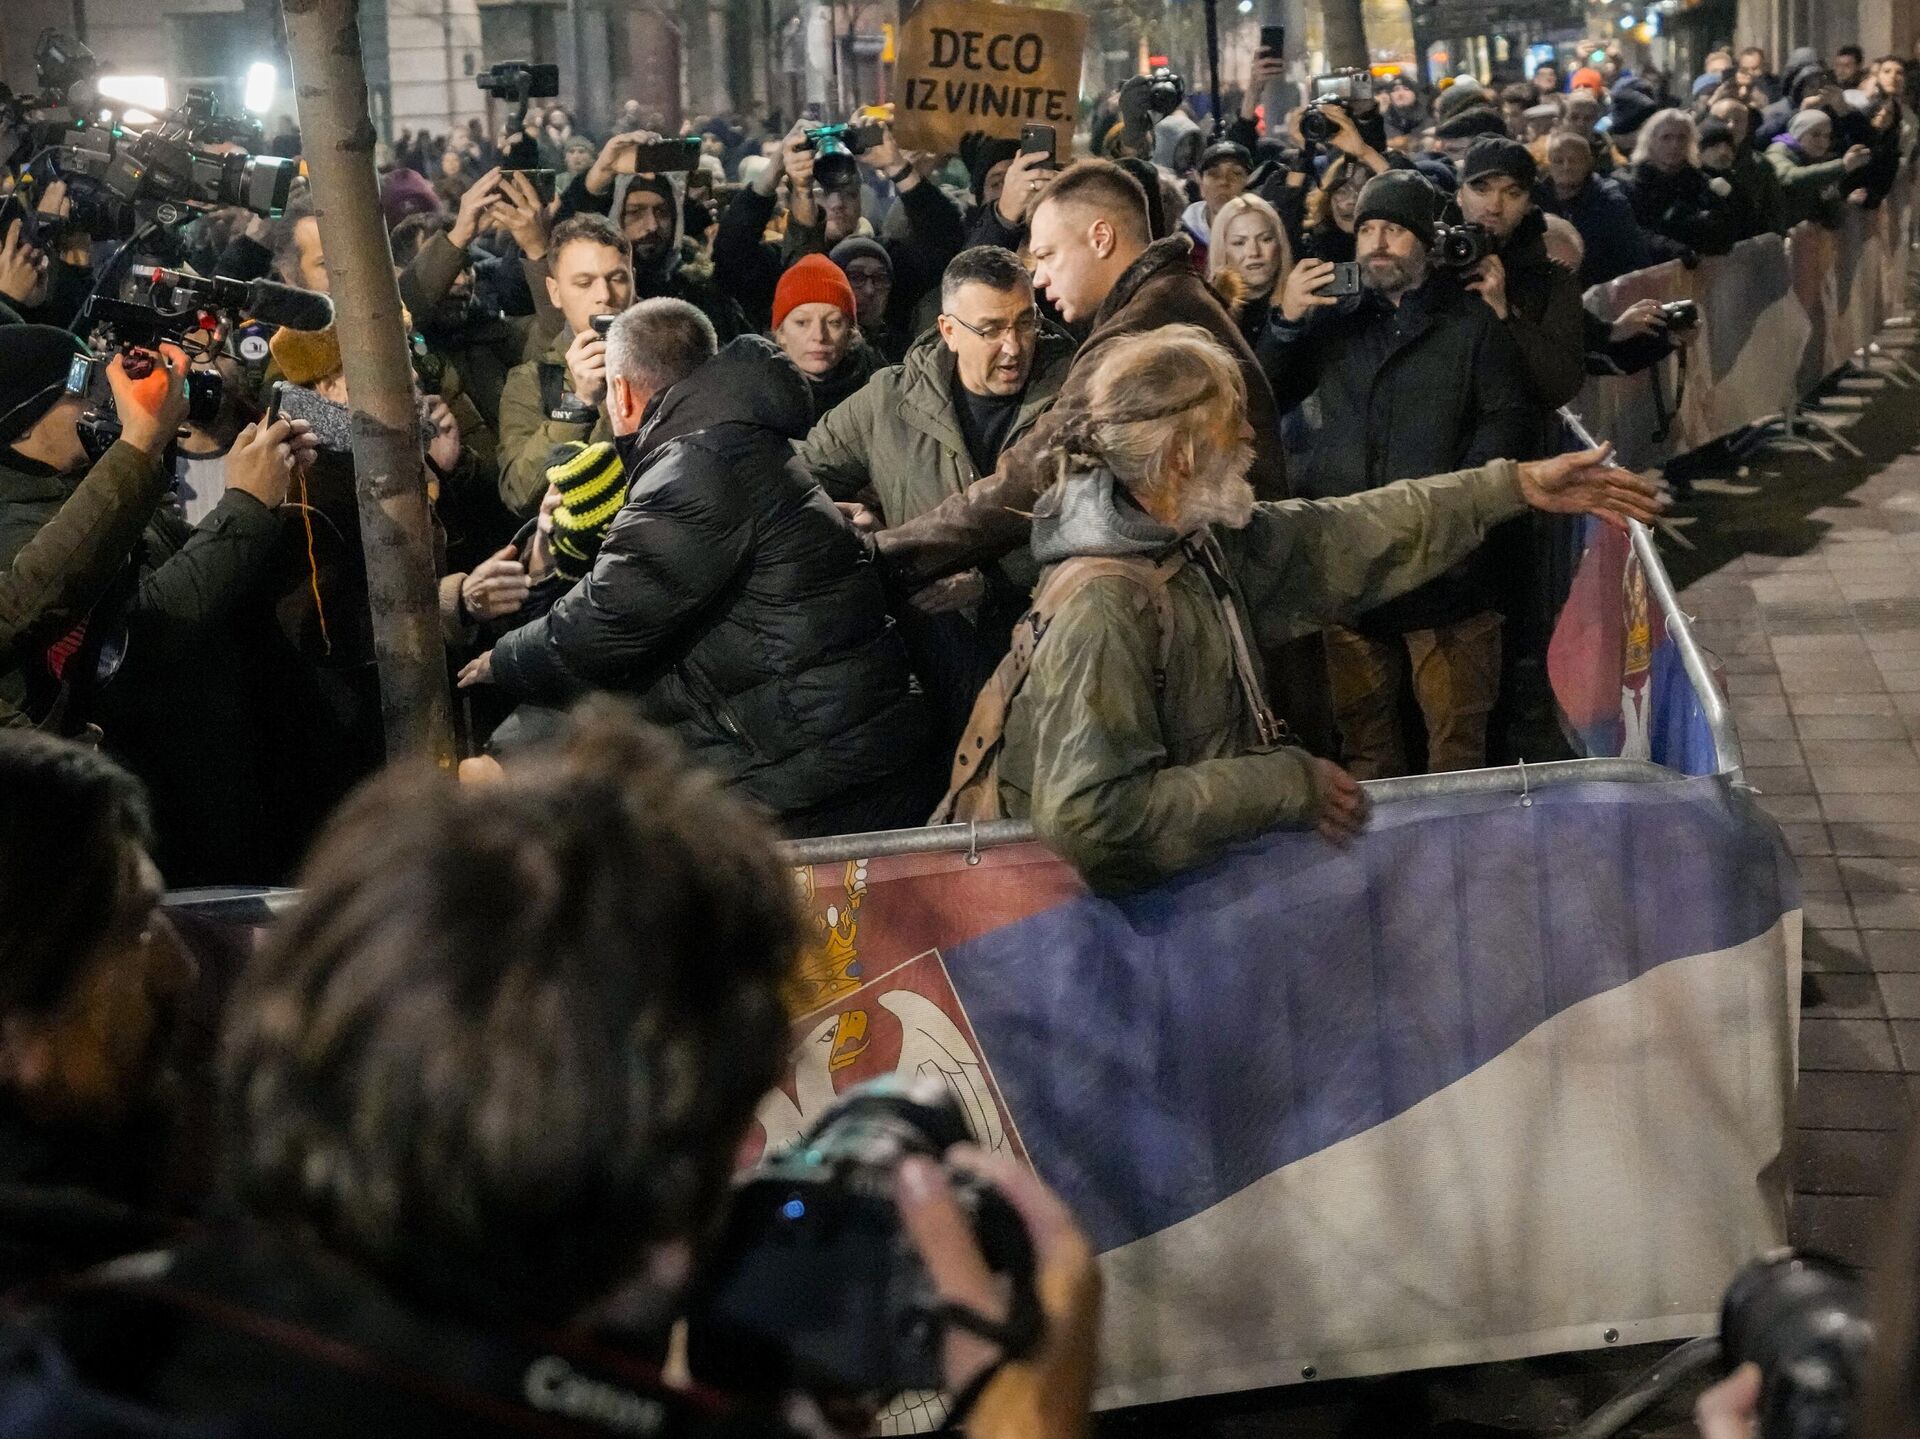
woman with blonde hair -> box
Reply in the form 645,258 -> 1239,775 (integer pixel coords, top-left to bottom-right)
1617,107 -> 1739,257
1207,193 -> 1295,346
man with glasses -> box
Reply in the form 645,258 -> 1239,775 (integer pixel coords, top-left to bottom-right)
798,245 -> 1074,740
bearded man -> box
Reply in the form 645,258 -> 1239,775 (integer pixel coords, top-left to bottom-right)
939,326 -> 1663,894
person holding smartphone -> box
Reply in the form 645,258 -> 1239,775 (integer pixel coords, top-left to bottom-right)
1263,169 -> 1535,781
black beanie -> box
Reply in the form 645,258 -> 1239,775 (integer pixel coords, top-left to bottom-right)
1199,140 -> 1253,174
0,326 -> 89,449
1461,135 -> 1539,189
1354,170 -> 1441,246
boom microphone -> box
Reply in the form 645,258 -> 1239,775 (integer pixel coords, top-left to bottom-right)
141,266 -> 337,332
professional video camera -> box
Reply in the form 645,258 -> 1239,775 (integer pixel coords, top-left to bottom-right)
91,90 -> 296,226
476,61 -> 560,173
1299,69 -> 1375,142
70,264 -> 335,458
685,1076 -> 1041,1403
1432,220 -> 1494,270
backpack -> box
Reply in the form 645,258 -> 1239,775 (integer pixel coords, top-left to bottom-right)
932,538 -> 1283,824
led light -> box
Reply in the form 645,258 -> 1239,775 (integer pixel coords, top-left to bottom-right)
1237,1 -> 1253,12
97,74 -> 168,112
244,61 -> 277,115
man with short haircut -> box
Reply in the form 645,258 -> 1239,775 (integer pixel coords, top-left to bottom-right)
465,300 -> 936,836
556,133 -> 746,341
1265,170 -> 1532,778
495,214 -> 634,516
1833,44 -> 1866,91
1738,46 -> 1780,103
878,159 -> 1292,590
1449,136 -> 1586,417
870,158 -> 1329,749
798,246 -> 1075,738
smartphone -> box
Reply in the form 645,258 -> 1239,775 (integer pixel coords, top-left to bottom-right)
504,166 -> 556,204
628,137 -> 702,174
1260,24 -> 1286,57
1019,123 -> 1057,167
267,380 -> 354,452
1324,261 -> 1363,298
589,313 -> 615,336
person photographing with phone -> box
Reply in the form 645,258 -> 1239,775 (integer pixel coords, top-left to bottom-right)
1260,169 -> 1534,781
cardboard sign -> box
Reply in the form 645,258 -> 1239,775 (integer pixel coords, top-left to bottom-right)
892,0 -> 1087,155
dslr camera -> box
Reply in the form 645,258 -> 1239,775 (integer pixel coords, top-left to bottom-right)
1720,1249 -> 1871,1439
685,1076 -> 1041,1402
1433,220 -> 1494,270
800,119 -> 886,158
1300,69 -> 1375,142
1145,65 -> 1187,119
1658,299 -> 1700,333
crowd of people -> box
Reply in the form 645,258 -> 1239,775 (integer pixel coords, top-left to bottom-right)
0,24 -> 1915,1439
0,38 -> 1911,891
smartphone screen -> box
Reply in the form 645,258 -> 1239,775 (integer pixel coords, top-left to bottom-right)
64,353 -> 95,396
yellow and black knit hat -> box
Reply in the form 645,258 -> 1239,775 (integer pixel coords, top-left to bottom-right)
546,440 -> 626,582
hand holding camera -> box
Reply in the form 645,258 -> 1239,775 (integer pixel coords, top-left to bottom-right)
1462,251 -> 1508,320
565,325 -> 610,408
107,342 -> 193,457
0,213 -> 48,306
997,147 -> 1057,227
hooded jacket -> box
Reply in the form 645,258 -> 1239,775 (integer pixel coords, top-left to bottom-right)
556,168 -> 749,342
998,458 -> 1530,891
488,338 -> 930,827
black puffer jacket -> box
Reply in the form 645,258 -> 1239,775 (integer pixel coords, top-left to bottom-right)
489,337 -> 931,824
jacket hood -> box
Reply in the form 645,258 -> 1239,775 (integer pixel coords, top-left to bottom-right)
1031,467 -> 1182,564
636,336 -> 813,456
612,170 -> 687,287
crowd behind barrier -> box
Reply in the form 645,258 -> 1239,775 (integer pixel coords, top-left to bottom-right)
11,32 -> 1920,1439
1574,163 -> 1916,470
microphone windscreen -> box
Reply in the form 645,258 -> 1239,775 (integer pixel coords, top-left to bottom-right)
246,279 -> 336,333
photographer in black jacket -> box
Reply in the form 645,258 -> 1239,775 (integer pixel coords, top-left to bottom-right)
1,706 -> 1101,1439
1263,170 -> 1532,778
460,299 -> 937,837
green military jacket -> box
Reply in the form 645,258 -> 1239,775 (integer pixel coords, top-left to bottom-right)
999,461 -> 1529,893
495,324 -> 613,517
795,327 -> 1075,592
0,441 -> 169,728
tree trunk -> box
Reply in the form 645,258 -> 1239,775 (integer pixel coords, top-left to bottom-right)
1321,0 -> 1367,70
281,0 -> 457,770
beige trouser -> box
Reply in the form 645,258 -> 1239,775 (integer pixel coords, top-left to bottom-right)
1325,611 -> 1504,780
